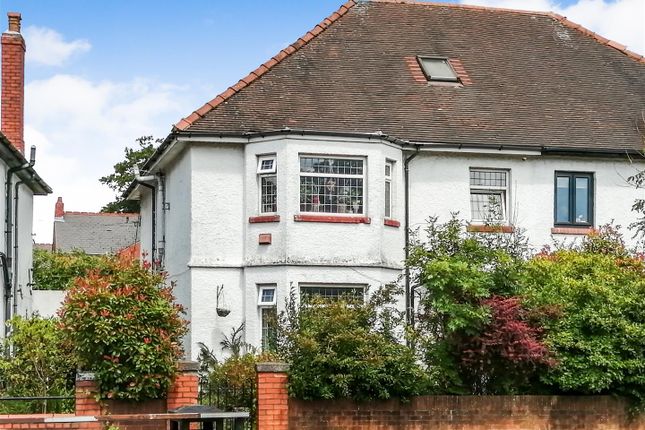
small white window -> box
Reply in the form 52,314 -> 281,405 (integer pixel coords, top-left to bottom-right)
469,169 -> 509,223
258,285 -> 277,307
257,156 -> 276,174
385,161 -> 394,218
258,156 -> 277,213
418,56 -> 459,82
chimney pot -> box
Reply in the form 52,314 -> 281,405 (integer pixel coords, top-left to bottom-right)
7,13 -> 21,33
55,197 -> 65,219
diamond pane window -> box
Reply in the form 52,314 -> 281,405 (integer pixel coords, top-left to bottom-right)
418,57 -> 459,82
299,156 -> 365,214
469,169 -> 509,222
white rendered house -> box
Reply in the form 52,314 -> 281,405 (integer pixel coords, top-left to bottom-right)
126,1 -> 645,359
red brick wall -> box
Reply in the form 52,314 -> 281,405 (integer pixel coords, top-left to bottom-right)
288,395 -> 645,430
257,363 -> 289,430
0,361 -> 200,429
1,12 -> 25,154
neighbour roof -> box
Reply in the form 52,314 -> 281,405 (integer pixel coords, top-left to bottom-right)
53,212 -> 139,255
174,0 -> 645,152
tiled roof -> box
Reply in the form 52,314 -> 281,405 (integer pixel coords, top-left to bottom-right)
175,0 -> 645,152
53,212 -> 139,255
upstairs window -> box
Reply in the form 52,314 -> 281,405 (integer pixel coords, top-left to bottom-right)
418,56 -> 458,82
299,156 -> 364,214
555,172 -> 593,226
258,155 -> 277,213
385,161 -> 394,218
470,169 -> 509,223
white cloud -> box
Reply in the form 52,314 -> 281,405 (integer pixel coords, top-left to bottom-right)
26,74 -> 194,241
460,0 -> 644,55
23,26 -> 91,66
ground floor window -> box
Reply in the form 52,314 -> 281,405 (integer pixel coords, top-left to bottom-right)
261,307 -> 277,352
299,284 -> 365,304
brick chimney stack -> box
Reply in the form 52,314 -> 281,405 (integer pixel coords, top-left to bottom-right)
1,12 -> 25,154
55,197 -> 64,219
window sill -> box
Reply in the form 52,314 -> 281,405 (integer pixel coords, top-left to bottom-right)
294,214 -> 371,224
249,215 -> 280,223
384,219 -> 401,228
551,226 -> 593,235
467,225 -> 514,233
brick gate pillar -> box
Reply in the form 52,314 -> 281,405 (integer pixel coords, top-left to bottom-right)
256,362 -> 289,430
75,372 -> 102,416
167,360 -> 200,410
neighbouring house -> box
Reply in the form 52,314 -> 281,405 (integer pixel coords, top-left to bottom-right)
125,0 -> 645,359
52,197 -> 140,255
0,12 -> 51,331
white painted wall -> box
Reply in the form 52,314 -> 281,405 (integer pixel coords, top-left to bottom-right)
409,152 -> 645,250
15,183 -> 34,317
31,290 -> 66,317
147,134 -> 645,359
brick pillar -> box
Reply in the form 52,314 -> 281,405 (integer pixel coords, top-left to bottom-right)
167,360 -> 200,411
1,12 -> 25,154
256,362 -> 289,430
75,372 -> 102,416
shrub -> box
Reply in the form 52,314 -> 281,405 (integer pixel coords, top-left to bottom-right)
59,256 -> 188,401
0,315 -> 75,413
522,247 -> 645,406
33,249 -> 110,290
278,284 -> 428,401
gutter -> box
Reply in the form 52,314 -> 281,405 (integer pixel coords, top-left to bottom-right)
404,145 -> 420,327
4,145 -> 35,334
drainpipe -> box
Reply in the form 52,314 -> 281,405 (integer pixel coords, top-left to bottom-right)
158,173 -> 167,268
404,146 -> 420,327
133,167 -> 158,266
13,177 -> 27,317
4,145 -> 35,335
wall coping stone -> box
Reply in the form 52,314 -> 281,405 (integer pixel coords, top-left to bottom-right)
256,362 -> 289,373
76,372 -> 96,381
178,361 -> 200,372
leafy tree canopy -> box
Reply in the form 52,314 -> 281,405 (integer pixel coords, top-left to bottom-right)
99,135 -> 160,213
33,249 -> 110,290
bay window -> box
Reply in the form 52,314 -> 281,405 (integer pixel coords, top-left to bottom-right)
299,156 -> 365,214
258,155 -> 277,213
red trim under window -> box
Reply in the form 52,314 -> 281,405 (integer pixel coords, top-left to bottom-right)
294,214 -> 371,224
384,219 -> 401,228
467,225 -> 514,233
249,215 -> 280,223
551,227 -> 593,235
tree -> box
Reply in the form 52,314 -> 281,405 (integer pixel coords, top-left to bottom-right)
33,249 -> 110,290
627,111 -> 645,242
59,255 -> 188,401
99,135 -> 160,213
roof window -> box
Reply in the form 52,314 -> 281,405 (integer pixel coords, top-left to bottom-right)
417,56 -> 459,82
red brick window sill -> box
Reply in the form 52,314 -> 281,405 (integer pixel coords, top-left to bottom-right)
551,226 -> 593,235
294,214 -> 371,224
384,219 -> 400,228
467,225 -> 514,233
249,215 -> 280,223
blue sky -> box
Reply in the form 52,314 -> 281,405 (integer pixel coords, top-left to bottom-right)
0,0 -> 642,241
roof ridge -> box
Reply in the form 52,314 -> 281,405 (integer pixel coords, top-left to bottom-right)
174,0 -> 358,131
370,0 -> 552,16
546,12 -> 644,64
64,211 -> 140,217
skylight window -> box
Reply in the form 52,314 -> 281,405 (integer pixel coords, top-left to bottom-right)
418,56 -> 459,82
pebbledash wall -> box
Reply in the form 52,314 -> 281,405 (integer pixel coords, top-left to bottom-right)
0,362 -> 199,430
137,134 -> 645,359
256,364 -> 645,430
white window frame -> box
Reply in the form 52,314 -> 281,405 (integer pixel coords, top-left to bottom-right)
417,56 -> 459,82
298,155 -> 366,215
469,168 -> 510,223
257,285 -> 277,307
258,155 -> 277,214
385,160 -> 394,219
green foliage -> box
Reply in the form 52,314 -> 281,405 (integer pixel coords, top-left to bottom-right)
522,246 -> 645,405
33,249 -> 110,290
278,284 -> 428,401
99,135 -> 159,213
0,315 -> 75,413
59,256 -> 188,401
409,215 -> 545,394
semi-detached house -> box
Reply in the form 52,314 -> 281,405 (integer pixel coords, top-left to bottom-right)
125,0 -> 645,359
